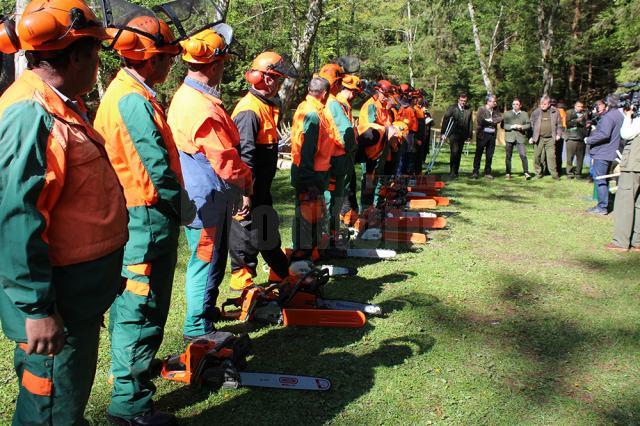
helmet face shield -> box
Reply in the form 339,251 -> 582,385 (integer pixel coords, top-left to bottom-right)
336,55 -> 360,74
266,54 -> 298,79
96,0 -> 167,47
152,0 -> 225,42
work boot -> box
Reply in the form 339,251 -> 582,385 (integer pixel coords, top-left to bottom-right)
184,330 -> 234,345
230,267 -> 255,292
505,174 -> 511,180
484,174 -> 494,180
586,206 -> 607,215
107,411 -> 177,426
471,173 -> 479,179
524,172 -> 532,180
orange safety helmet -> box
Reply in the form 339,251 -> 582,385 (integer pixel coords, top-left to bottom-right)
245,51 -> 298,84
342,74 -> 363,92
180,28 -> 228,64
316,63 -> 344,87
375,79 -> 393,94
0,0 -> 109,54
399,83 -> 411,93
110,15 -> 180,60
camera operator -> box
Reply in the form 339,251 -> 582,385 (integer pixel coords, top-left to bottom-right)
584,94 -> 625,215
608,105 -> 640,251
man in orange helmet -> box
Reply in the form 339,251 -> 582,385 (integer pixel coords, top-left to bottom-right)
167,27 -> 253,340
317,63 -> 356,248
337,74 -> 363,224
358,79 -> 393,209
290,77 -> 333,261
229,51 -> 297,289
395,85 -> 419,175
94,10 -> 190,425
0,1 -> 128,423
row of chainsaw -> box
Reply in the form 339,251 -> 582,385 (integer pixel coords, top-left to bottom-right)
159,174 -> 450,392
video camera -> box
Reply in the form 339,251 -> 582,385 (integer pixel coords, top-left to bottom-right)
618,82 -> 640,118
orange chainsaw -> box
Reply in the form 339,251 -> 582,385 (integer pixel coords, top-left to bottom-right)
161,332 -> 331,391
220,268 -> 382,328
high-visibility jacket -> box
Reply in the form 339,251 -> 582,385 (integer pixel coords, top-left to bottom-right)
325,94 -> 356,157
359,95 -> 392,128
231,89 -> 281,204
0,70 -> 128,338
397,106 -> 418,132
290,95 -> 334,190
168,80 -> 252,228
95,69 -> 183,265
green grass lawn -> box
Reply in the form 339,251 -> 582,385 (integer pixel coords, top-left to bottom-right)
1,144 -> 639,425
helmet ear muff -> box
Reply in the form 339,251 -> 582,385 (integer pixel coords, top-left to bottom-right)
0,19 -> 20,54
185,38 -> 211,58
19,11 -> 61,47
245,69 -> 263,85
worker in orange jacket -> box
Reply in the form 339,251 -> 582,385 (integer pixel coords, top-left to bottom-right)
229,52 -> 298,289
395,84 -> 419,175
168,27 -> 253,339
337,74 -> 364,225
94,10 -> 191,425
358,80 -> 394,209
0,1 -> 128,423
290,77 -> 334,261
317,63 -> 356,247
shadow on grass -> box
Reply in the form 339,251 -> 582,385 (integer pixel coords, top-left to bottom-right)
153,272 -> 430,424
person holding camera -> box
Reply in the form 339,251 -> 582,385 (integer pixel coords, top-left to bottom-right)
607,107 -> 640,251
585,94 -> 625,214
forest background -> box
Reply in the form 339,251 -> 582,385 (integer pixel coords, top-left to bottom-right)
0,0 -> 639,116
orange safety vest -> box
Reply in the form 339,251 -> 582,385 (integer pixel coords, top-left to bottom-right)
95,69 -> 183,208
291,95 -> 334,172
397,106 -> 418,132
0,70 -> 128,266
231,91 -> 280,145
168,83 -> 252,192
359,95 -> 392,128
414,105 -> 425,120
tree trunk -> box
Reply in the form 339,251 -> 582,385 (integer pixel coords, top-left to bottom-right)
567,0 -> 581,97
537,0 -> 558,95
406,0 -> 415,87
14,0 -> 28,78
279,0 -> 324,120
467,0 -> 493,94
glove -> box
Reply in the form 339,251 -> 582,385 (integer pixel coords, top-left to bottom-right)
180,188 -> 197,226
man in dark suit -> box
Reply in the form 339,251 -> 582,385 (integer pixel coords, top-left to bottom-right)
441,93 -> 473,178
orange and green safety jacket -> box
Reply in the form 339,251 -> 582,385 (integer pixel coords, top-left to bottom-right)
95,69 -> 184,265
397,105 -> 418,132
0,70 -> 128,340
358,95 -> 391,161
168,78 -> 252,228
290,95 -> 334,191
325,94 -> 356,157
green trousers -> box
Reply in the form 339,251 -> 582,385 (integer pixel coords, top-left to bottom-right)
4,249 -> 123,425
612,171 -> 640,248
326,154 -> 348,238
534,137 -> 559,178
108,249 -> 177,420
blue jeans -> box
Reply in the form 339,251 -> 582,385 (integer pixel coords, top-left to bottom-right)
592,159 -> 612,210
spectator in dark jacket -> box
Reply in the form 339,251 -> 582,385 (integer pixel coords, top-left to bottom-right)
473,94 -> 503,179
585,94 -> 625,214
441,93 -> 473,178
564,101 -> 589,178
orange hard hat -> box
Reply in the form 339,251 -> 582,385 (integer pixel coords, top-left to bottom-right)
399,83 -> 411,93
0,0 -> 108,54
317,63 -> 344,87
110,15 -> 180,60
180,28 -> 228,64
341,74 -> 362,92
245,51 -> 298,84
376,79 -> 393,94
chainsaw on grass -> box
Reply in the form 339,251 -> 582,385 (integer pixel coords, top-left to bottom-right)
161,332 -> 331,391
220,267 -> 382,328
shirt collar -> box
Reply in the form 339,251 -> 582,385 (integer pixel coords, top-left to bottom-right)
44,82 -> 89,122
184,77 -> 221,99
124,68 -> 157,98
